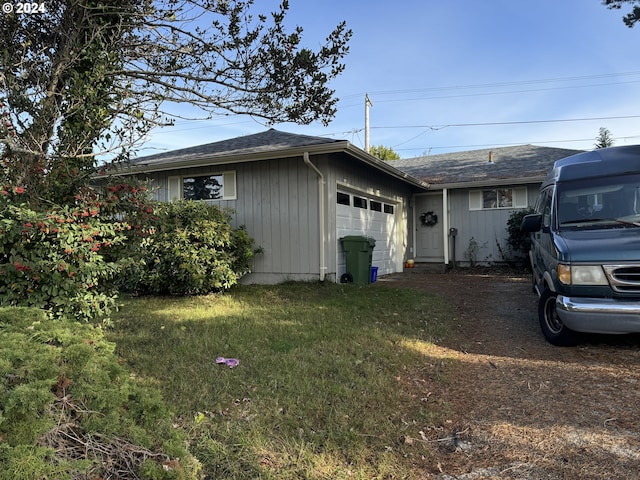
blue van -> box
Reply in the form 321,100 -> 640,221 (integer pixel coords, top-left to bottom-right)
522,145 -> 640,345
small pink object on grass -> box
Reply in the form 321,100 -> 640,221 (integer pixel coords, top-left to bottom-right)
216,357 -> 239,368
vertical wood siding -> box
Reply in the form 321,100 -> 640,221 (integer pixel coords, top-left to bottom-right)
135,152 -> 417,282
140,158 -> 319,282
446,183 -> 540,265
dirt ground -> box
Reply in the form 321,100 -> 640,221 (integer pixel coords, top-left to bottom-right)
377,266 -> 640,480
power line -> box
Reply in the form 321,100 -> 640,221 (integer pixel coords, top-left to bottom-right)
373,114 -> 640,130
146,72 -> 640,135
154,114 -> 640,138
338,70 -> 640,100
394,134 -> 640,153
337,79 -> 640,109
370,80 -> 640,104
380,115 -> 640,150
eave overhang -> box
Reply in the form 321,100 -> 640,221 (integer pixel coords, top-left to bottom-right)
116,140 -> 430,191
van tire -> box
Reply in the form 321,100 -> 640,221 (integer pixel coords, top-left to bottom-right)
538,288 -> 579,346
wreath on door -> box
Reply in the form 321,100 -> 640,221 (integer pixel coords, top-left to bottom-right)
420,211 -> 438,227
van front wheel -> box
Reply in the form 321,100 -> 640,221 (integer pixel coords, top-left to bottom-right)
538,288 -> 579,346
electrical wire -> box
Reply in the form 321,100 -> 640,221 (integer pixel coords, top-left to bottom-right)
394,134 -> 640,153
338,71 -> 640,100
367,80 -> 640,105
145,70 -> 640,153
372,114 -> 640,130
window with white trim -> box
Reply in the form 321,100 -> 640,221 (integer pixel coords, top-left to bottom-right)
167,171 -> 237,201
469,187 -> 527,210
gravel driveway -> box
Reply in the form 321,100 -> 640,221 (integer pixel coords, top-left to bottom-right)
377,266 -> 640,479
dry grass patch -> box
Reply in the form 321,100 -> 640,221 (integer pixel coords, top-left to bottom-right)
109,282 -> 455,479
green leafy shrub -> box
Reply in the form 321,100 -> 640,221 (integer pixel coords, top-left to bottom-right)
0,307 -> 201,479
0,180 -> 156,322
120,200 -> 261,296
0,202 -> 127,322
506,207 -> 535,257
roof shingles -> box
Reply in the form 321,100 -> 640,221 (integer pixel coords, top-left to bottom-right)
132,128 -> 340,168
391,145 -> 584,185
130,129 -> 583,189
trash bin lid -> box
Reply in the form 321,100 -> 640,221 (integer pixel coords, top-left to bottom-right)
340,235 -> 376,247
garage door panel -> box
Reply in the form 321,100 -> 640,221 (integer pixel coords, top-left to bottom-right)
336,192 -> 399,278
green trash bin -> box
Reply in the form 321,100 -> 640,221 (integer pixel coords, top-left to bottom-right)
340,236 -> 376,285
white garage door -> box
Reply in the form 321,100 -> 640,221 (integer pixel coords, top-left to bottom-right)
336,191 -> 399,278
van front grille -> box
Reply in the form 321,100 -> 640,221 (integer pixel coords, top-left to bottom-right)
603,265 -> 640,293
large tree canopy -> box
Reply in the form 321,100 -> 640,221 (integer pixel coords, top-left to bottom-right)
603,0 -> 640,27
0,0 -> 351,202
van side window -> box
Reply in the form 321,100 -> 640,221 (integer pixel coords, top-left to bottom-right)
538,189 -> 553,229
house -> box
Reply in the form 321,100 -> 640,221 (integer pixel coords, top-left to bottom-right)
390,145 -> 584,266
121,129 -> 429,283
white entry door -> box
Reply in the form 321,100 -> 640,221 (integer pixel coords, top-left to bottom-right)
415,193 -> 445,262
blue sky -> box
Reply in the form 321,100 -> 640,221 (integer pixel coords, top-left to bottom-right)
141,1 -> 640,158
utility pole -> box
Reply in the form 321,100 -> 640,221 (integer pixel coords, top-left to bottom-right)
365,93 -> 373,153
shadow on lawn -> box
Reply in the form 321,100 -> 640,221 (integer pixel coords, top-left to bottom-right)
110,278 -> 640,478
108,282 -> 459,478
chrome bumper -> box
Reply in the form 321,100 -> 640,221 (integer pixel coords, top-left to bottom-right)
557,295 -> 640,334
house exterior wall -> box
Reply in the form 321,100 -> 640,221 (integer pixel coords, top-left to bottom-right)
142,156 -> 320,284
139,151 -> 416,284
448,183 -> 540,266
416,183 -> 541,266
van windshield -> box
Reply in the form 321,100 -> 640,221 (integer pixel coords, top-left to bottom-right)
557,174 -> 640,229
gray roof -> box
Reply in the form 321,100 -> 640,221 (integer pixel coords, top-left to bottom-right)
125,128 -> 429,190
131,128 -> 341,168
391,145 -> 584,187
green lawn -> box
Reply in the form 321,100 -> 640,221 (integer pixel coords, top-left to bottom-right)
109,282 -> 456,479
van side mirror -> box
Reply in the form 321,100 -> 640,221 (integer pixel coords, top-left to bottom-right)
521,213 -> 542,233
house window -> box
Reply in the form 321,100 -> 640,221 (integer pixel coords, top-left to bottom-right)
353,196 -> 367,209
469,187 -> 527,210
337,192 -> 350,205
183,174 -> 223,200
384,204 -> 394,214
167,171 -> 236,201
370,200 -> 382,212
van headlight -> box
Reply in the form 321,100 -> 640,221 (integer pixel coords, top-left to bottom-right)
558,264 -> 608,285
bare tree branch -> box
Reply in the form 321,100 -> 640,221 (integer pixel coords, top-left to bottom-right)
0,0 -> 351,204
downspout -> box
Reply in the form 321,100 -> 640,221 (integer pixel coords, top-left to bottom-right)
442,188 -> 450,264
411,194 -> 417,262
303,152 -> 327,281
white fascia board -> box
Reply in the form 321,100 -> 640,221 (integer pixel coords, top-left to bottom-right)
420,175 -> 546,191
